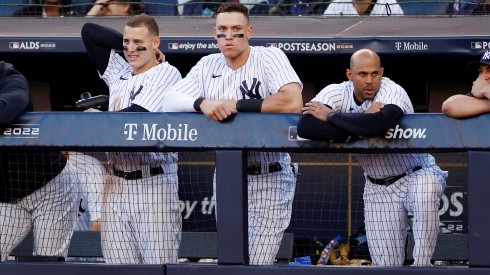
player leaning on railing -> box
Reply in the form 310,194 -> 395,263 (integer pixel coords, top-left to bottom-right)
81,14 -> 183,264
298,49 -> 448,266
163,2 -> 303,265
442,50 -> 490,118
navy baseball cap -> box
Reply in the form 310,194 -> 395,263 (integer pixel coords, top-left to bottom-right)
468,50 -> 490,69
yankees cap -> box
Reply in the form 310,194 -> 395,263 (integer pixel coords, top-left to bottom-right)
468,50 -> 490,69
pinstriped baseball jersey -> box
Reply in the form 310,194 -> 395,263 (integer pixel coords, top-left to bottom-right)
169,46 -> 302,165
312,77 -> 438,178
102,50 -> 181,167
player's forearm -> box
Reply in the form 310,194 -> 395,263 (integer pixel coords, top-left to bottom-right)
86,4 -> 103,16
297,114 -> 357,142
328,104 -> 404,137
261,88 -> 303,113
442,94 -> 490,118
82,23 -> 122,74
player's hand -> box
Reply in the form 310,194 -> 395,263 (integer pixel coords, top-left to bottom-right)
364,102 -> 385,113
302,101 -> 332,122
200,99 -> 237,121
156,49 -> 165,63
471,76 -> 490,99
89,219 -> 102,231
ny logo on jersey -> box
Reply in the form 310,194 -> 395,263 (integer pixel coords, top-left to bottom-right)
129,85 -> 143,102
240,78 -> 262,99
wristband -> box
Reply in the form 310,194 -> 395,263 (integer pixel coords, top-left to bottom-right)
193,97 -> 205,112
236,99 -> 264,112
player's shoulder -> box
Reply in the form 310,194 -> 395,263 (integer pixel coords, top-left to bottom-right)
150,62 -> 182,79
319,81 -> 350,94
251,45 -> 286,56
159,61 -> 181,73
380,77 -> 406,92
195,53 -> 226,68
200,52 -> 225,62
314,81 -> 349,100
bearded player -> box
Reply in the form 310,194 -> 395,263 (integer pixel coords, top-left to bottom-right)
298,49 -> 448,266
163,2 -> 303,265
81,15 -> 182,264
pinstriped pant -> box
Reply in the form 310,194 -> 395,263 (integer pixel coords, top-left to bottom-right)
101,172 -> 181,264
0,163 -> 79,261
363,168 -> 447,266
213,165 -> 296,265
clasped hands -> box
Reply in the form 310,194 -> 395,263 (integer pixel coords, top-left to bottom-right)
200,99 -> 238,121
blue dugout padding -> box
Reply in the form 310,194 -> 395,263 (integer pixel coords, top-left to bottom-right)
1,112 -> 490,274
0,112 -> 488,151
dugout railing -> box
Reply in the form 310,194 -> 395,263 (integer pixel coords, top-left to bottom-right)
0,112 -> 489,274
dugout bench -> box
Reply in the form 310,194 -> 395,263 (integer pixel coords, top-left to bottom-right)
10,231 -> 295,264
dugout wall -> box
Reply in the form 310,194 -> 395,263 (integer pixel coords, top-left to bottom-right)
0,112 -> 489,274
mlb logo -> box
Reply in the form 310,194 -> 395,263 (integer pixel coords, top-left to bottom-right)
168,43 -> 179,50
9,42 -> 20,49
266,43 -> 278,48
471,42 -> 482,49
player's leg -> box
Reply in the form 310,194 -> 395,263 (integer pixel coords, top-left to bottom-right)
138,171 -> 181,264
30,162 -> 79,258
0,202 -> 32,261
247,167 -> 296,265
101,175 -> 140,263
363,180 -> 408,266
406,168 -> 446,266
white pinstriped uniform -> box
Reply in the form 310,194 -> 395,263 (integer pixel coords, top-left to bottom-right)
312,77 -> 448,266
0,162 -> 79,261
168,46 -> 301,265
99,50 -> 182,264
67,152 -> 107,232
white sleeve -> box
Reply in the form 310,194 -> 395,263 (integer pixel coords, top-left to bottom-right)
100,50 -> 131,87
162,61 -> 205,112
162,91 -> 200,112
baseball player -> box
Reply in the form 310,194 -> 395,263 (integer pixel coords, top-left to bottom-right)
442,50 -> 490,118
81,15 -> 182,264
163,2 -> 303,265
0,61 -> 79,262
297,49 -> 448,266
